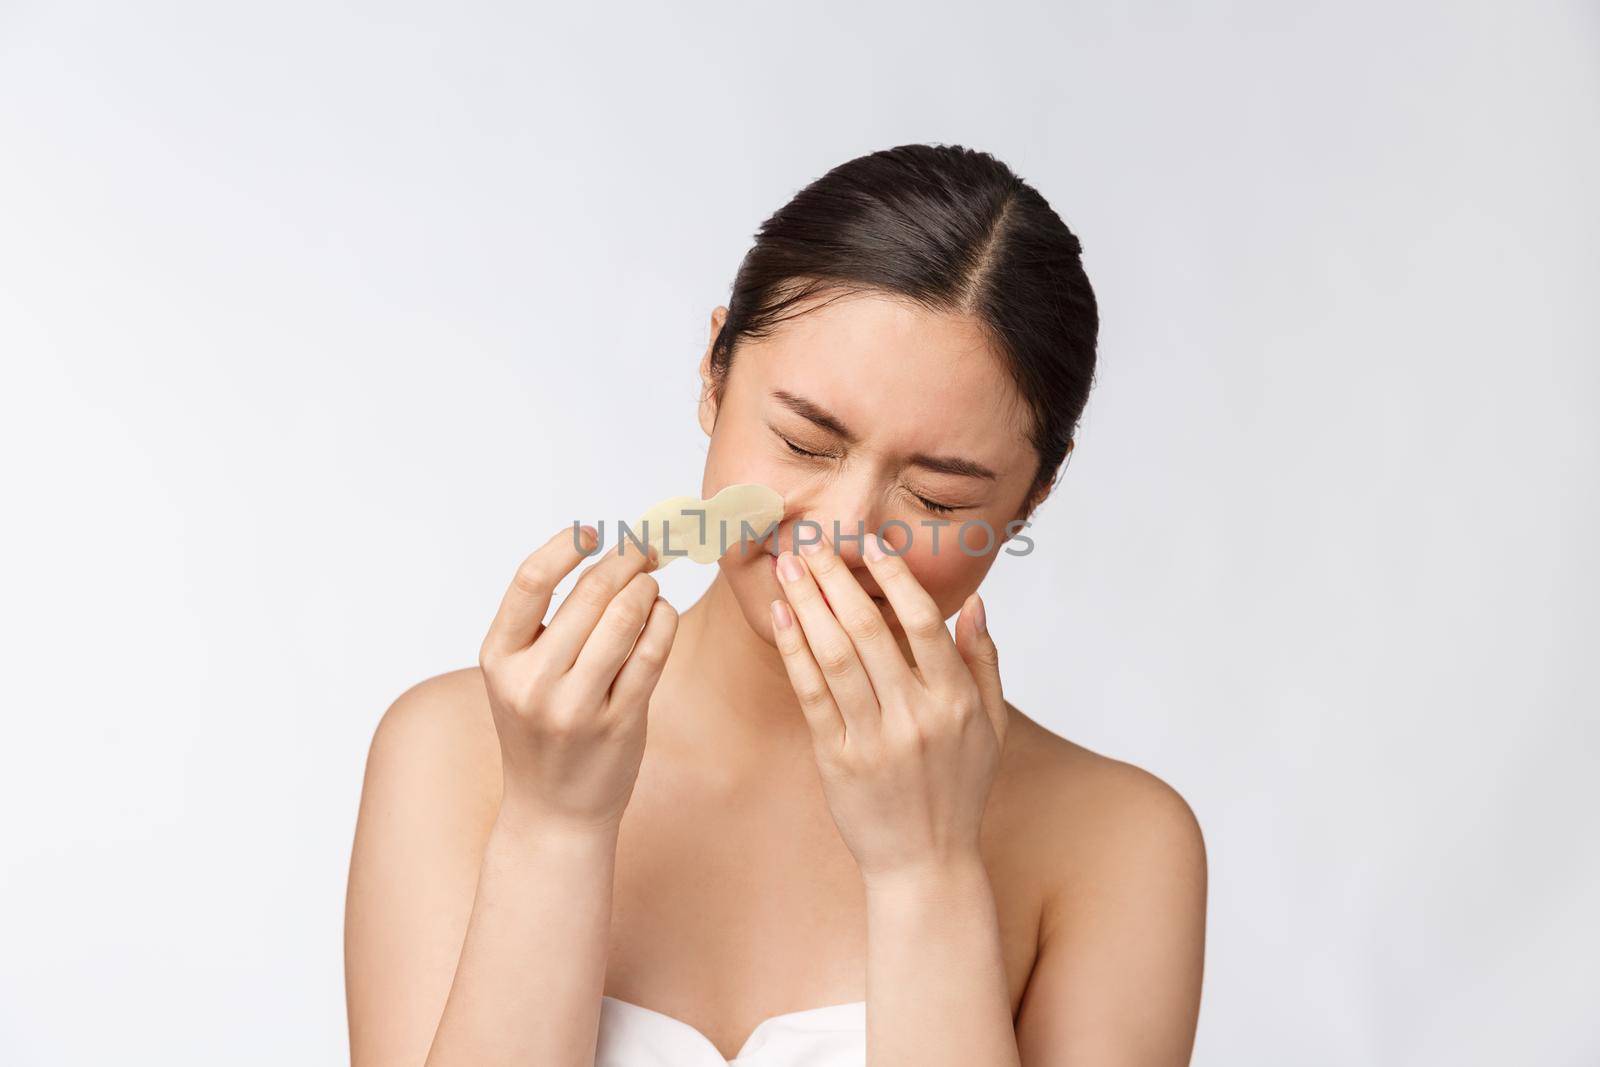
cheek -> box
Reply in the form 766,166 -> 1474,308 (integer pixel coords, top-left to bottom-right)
894,528 -> 996,617
713,534 -> 787,646
700,420 -> 787,501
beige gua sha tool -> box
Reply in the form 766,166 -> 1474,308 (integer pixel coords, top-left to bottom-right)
631,483 -> 784,567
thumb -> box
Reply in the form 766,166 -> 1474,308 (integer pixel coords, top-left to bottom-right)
955,592 -> 1007,746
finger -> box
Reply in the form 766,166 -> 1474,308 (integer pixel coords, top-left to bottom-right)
570,570 -> 663,691
860,532 -> 968,692
794,534 -> 915,698
482,524 -> 600,660
769,599 -> 846,751
775,549 -> 880,737
536,534 -> 661,674
956,592 -> 1007,745
607,595 -> 679,716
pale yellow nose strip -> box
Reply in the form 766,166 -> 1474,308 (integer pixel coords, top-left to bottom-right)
632,483 -> 784,566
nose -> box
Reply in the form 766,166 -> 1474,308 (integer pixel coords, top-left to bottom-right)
780,478 -> 882,569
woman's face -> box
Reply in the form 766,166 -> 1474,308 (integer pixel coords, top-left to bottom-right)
697,287 -> 1043,647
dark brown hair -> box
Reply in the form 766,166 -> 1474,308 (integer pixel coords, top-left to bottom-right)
707,143 -> 1099,515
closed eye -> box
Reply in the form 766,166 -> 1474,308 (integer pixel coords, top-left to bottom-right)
913,493 -> 959,515
784,438 -> 824,458
776,427 -> 966,514
776,432 -> 839,461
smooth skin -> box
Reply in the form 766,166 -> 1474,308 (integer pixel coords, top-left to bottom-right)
345,288 -> 1207,1065
770,531 -> 1015,1065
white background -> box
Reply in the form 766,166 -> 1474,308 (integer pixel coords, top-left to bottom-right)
3,3 -> 1596,1064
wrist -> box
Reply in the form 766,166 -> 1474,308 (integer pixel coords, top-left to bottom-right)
862,850 -> 992,904
492,796 -> 624,850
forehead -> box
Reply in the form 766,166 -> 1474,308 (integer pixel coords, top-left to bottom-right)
731,289 -> 1032,461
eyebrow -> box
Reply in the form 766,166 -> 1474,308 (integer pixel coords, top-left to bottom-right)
907,451 -> 998,481
769,389 -> 999,481
772,389 -> 857,442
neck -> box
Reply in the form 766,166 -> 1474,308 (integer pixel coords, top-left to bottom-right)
650,568 -> 816,766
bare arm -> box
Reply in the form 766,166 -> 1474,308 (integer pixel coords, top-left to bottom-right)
1014,767 -> 1208,1065
344,670 -> 502,1066
769,533 -> 1207,1064
422,814 -> 621,1065
344,527 -> 675,1067
863,856 -> 1019,1065
344,696 -> 621,1066
769,534 -> 1020,1065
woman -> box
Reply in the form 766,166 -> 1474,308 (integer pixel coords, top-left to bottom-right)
345,143 -> 1207,1066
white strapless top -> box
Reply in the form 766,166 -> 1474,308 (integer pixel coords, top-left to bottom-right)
594,995 -> 867,1065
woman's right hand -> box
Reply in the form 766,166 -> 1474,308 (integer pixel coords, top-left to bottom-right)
477,525 -> 677,835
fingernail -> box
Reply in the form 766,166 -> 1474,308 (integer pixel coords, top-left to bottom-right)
798,536 -> 824,557
864,533 -> 886,562
973,594 -> 987,635
778,552 -> 805,583
771,599 -> 794,630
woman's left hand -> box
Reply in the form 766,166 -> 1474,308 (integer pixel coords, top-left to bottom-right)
769,531 -> 1008,887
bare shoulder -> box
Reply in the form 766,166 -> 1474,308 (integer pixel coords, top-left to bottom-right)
345,668 -> 504,1064
367,666 -> 500,778
989,702 -> 1207,937
993,704 -> 1207,1060
354,666 -> 504,860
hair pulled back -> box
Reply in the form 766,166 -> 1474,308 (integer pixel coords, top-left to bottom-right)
708,143 -> 1099,511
